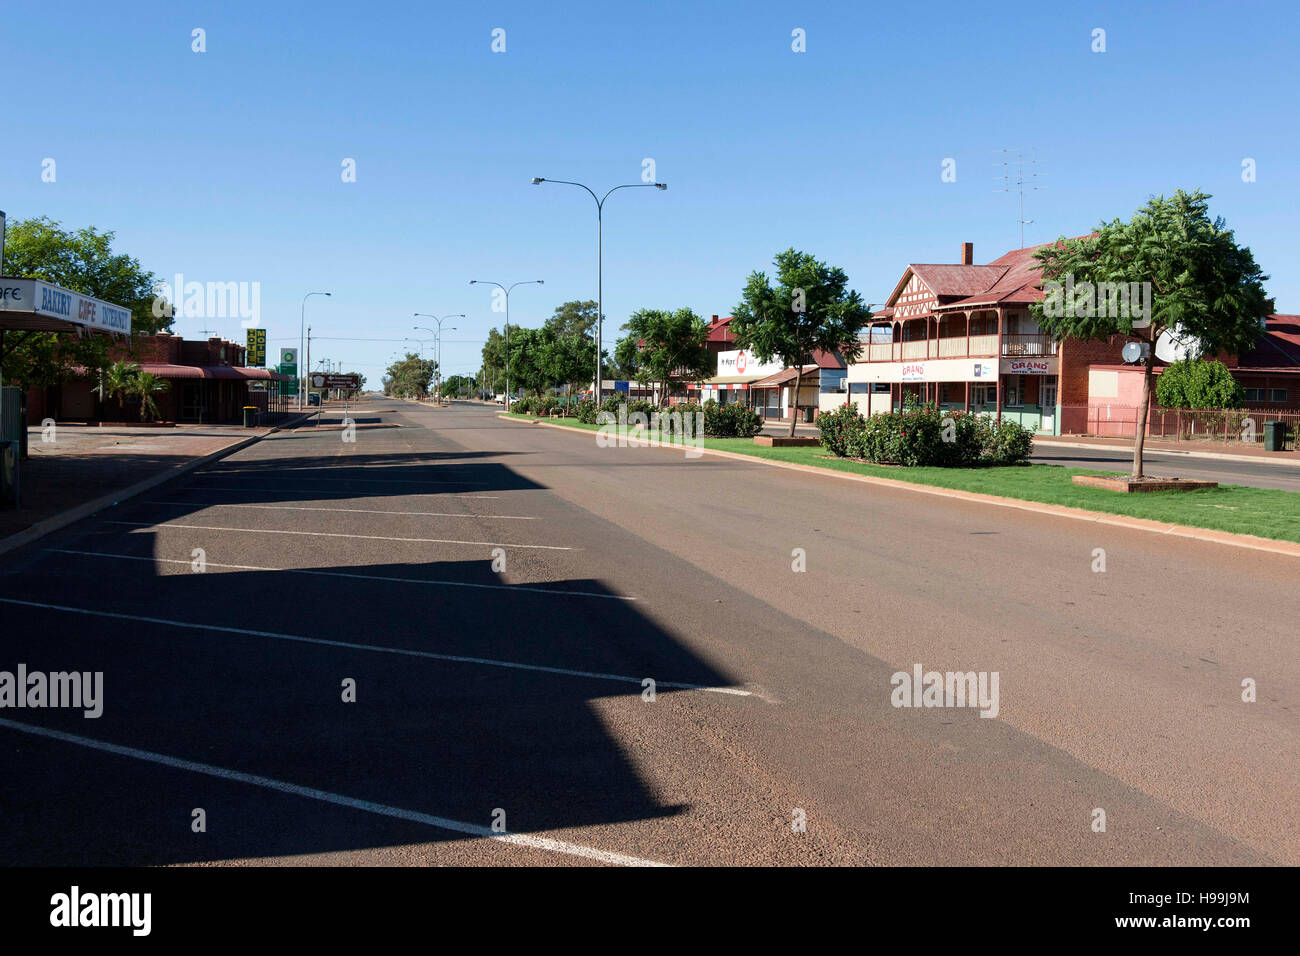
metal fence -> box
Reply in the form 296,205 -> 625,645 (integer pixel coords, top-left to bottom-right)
1062,404 -> 1299,449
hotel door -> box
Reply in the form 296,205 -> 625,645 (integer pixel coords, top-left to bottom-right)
1040,377 -> 1057,433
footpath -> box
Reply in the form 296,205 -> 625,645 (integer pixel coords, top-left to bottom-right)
0,413 -> 316,556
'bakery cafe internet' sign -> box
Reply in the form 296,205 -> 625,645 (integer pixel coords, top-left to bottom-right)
0,278 -> 132,334
1007,359 -> 1051,375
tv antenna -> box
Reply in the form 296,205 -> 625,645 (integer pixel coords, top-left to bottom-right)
996,148 -> 1044,248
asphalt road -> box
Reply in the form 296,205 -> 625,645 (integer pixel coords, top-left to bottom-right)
0,398 -> 1295,866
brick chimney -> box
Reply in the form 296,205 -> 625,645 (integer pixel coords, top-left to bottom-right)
960,242 -> 974,265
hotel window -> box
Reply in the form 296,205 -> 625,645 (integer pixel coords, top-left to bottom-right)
1245,388 -> 1288,403
1041,379 -> 1058,408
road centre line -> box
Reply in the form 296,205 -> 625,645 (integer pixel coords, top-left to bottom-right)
0,596 -> 750,697
48,549 -> 630,600
0,716 -> 670,867
105,521 -> 573,551
142,501 -> 536,520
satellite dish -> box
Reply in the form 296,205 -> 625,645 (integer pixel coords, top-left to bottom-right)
1121,341 -> 1150,364
1155,327 -> 1199,363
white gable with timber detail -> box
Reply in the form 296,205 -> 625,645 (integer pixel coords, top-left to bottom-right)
888,270 -> 936,321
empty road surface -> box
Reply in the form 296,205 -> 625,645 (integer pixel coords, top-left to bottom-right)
1,399 -> 1295,866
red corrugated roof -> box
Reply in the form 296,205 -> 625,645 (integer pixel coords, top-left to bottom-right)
907,264 -> 1008,298
1238,315 -> 1300,369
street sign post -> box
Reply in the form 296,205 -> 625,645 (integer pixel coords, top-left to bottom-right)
310,373 -> 361,390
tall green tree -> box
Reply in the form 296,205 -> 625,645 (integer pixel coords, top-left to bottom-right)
383,353 -> 436,397
1032,190 -> 1271,477
504,327 -> 549,398
480,328 -> 508,393
731,249 -> 871,435
544,300 -> 601,340
1,216 -> 171,389
620,309 -> 714,408
539,327 -> 597,402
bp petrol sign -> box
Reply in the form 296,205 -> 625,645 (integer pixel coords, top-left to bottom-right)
278,349 -> 298,397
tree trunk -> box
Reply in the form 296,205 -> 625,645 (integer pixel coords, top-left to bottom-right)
1132,350 -> 1155,479
788,374 -> 800,437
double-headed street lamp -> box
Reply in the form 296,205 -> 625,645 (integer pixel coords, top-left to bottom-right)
413,313 -> 464,402
468,279 -> 543,408
299,291 -> 331,409
530,177 -> 666,403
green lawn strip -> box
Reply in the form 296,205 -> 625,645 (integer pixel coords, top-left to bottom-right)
502,413 -> 1300,543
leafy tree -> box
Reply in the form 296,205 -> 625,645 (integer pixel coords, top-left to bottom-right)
1,217 -> 170,390
544,300 -> 600,339
1033,190 -> 1272,477
1155,358 -> 1245,409
442,374 -> 475,397
480,328 -> 507,392
383,353 -> 436,397
620,308 -> 714,408
541,330 -> 597,402
504,327 -> 550,398
731,248 -> 871,435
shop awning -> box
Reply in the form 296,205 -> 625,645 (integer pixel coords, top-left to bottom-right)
686,374 -> 766,390
0,278 -> 132,335
749,365 -> 818,388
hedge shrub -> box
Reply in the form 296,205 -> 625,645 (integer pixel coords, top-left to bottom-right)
819,404 -> 1033,466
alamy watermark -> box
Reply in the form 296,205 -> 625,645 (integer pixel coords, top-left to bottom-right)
890,663 -> 999,718
151,273 -> 261,327
597,404 -> 704,459
1042,274 -> 1151,325
0,664 -> 103,718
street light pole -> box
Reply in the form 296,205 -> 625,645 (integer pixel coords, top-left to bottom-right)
299,291 -> 331,409
413,313 -> 464,403
468,280 -> 543,409
530,178 -> 666,403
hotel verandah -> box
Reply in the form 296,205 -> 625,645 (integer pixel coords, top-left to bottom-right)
844,241 -> 1300,436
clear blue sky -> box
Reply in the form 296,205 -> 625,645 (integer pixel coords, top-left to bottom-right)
4,0 -> 1297,382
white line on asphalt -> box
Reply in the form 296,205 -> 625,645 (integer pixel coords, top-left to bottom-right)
48,549 -> 630,600
168,486 -> 501,499
0,597 -> 750,697
142,501 -> 537,520
0,716 -> 670,867
105,521 -> 574,551
195,474 -> 489,487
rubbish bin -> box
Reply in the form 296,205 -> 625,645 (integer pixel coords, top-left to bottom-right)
243,406 -> 258,428
1263,420 -> 1284,452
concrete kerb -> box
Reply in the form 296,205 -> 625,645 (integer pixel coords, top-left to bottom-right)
501,414 -> 1300,560
0,411 -> 318,560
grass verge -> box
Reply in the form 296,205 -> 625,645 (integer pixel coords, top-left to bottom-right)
502,413 -> 1300,544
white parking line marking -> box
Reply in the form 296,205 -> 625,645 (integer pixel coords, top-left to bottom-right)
48,549 -> 630,600
0,717 -> 670,867
143,501 -> 537,520
0,597 -> 750,696
168,486 -> 501,499
105,521 -> 574,551
195,474 -> 488,486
